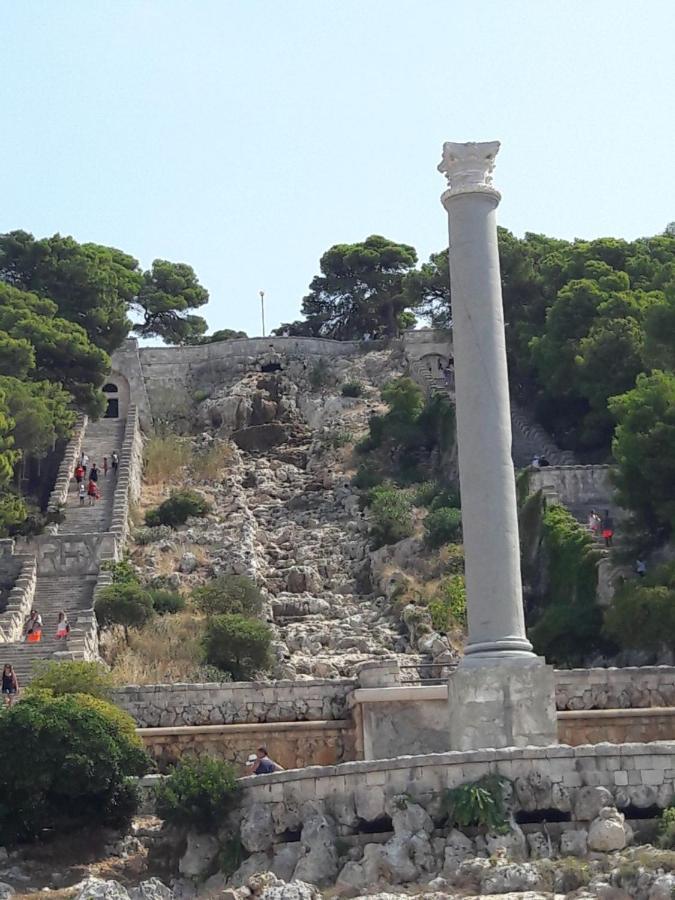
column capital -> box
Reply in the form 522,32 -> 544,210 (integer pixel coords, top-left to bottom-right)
438,141 -> 501,206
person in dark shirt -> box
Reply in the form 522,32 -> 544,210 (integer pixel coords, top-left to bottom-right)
247,747 -> 284,775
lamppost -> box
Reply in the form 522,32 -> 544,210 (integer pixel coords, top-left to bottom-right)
259,290 -> 266,337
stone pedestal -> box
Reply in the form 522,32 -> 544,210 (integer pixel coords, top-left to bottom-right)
448,658 -> 557,750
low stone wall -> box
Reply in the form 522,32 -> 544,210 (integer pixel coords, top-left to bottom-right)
0,552 -> 37,642
237,741 -> 675,815
46,416 -> 87,518
114,678 -> 355,727
529,464 -> 614,511
555,666 -> 675,709
559,708 -> 675,745
138,719 -> 355,773
109,404 -> 142,541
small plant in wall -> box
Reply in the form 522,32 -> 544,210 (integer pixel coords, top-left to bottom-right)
442,774 -> 511,834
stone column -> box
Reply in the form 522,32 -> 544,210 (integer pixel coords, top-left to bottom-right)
438,141 -> 556,749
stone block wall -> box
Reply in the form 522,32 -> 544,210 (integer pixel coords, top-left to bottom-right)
113,678 -> 355,727
46,416 -> 87,517
0,552 -> 37,642
559,708 -> 675,745
555,667 -> 675,709
529,465 -> 614,512
109,405 -> 142,540
138,719 -> 354,773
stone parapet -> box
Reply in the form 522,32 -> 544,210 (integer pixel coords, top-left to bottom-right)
109,405 -> 142,540
556,666 -> 675,710
559,707 -> 675,745
113,678 -> 355,727
0,554 -> 37,642
47,415 -> 87,518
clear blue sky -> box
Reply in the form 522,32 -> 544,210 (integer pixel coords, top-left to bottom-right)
2,1 -> 674,340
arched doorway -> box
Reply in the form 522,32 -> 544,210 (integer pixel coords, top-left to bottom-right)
103,383 -> 120,418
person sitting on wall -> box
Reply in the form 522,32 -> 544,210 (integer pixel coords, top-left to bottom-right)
246,747 -> 284,775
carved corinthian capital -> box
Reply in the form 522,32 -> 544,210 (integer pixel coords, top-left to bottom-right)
438,141 -> 501,205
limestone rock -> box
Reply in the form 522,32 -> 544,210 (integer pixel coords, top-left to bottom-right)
74,878 -> 130,900
527,831 -> 555,860
354,784 -> 385,823
480,862 -> 542,893
560,828 -> 589,857
442,828 -> 474,874
649,873 -> 675,899
292,813 -> 338,886
378,833 -> 419,883
129,879 -> 174,900
574,785 -> 614,822
178,831 -> 220,878
249,872 -> 320,900
270,843 -> 303,882
587,807 -> 628,852
388,796 -> 434,837
241,803 -> 276,853
178,552 -> 198,574
0,884 -> 14,900
485,821 -> 527,861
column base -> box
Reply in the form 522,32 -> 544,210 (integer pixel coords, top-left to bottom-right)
448,657 -> 557,751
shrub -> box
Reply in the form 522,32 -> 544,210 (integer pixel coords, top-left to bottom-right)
657,806 -> 675,849
368,483 -> 414,548
604,566 -> 675,657
110,613 -> 209,685
192,575 -> 263,617
145,489 -> 211,528
341,381 -> 363,398
134,525 -> 173,545
96,582 -> 154,642
442,775 -> 510,833
439,542 -> 465,575
353,461 -> 384,490
424,506 -> 462,547
144,434 -> 190,484
148,589 -> 186,616
203,614 -> 272,680
321,429 -> 353,450
27,660 -> 113,700
413,481 -> 440,507
193,388 -> 211,403
429,575 -> 467,632
155,756 -> 239,830
0,693 -> 149,842
429,487 -> 460,511
309,358 -> 331,390
101,558 -> 140,584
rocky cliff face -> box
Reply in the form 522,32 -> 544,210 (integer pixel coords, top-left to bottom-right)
132,348 -> 457,679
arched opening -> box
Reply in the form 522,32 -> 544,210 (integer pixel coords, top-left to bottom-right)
102,382 -> 120,418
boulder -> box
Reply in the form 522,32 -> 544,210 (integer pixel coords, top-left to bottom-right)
129,880 -> 174,900
378,834 -> 419,884
241,803 -> 276,853
74,879 -> 130,900
293,813 -> 338,886
270,843 -> 303,882
232,425 -> 288,453
573,785 -> 613,822
285,567 -> 322,594
0,885 -> 14,900
178,553 -> 198,574
527,831 -> 555,859
485,821 -> 527,861
178,831 -> 220,878
442,829 -> 474,874
354,784 -> 385,823
388,796 -> 434,837
587,807 -> 628,852
560,828 -> 588,857
480,862 -> 542,893
650,873 -> 675,899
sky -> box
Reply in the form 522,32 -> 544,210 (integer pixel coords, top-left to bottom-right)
2,0 -> 674,340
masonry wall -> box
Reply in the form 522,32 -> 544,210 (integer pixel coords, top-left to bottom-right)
555,666 -> 675,710
529,465 -> 614,511
114,679 -> 354,727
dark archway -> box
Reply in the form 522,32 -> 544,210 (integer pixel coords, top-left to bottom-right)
102,382 -> 120,418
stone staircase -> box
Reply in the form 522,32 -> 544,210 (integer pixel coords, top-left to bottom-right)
0,416 -> 129,684
60,419 -> 126,535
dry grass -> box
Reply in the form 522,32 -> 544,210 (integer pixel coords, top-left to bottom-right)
190,440 -> 235,481
143,434 -> 190,485
108,612 -> 208,684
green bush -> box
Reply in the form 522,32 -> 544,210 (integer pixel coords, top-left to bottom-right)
155,756 -> 239,830
101,558 -> 139,584
429,486 -> 460,511
27,660 -> 113,700
429,575 -> 466,632
193,388 -> 211,403
440,543 -> 465,575
657,806 -> 675,849
442,775 -> 510,833
413,481 -> 440,507
134,525 -> 173,545
0,693 -> 149,842
424,506 -> 462,547
353,461 -> 384,490
341,381 -> 364,398
95,582 -> 154,641
203,614 -> 272,680
192,575 -> 263,617
148,589 -> 186,616
604,563 -> 675,657
145,489 -> 211,528
368,483 -> 414,548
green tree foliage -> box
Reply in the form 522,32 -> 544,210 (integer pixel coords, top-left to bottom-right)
403,249 -> 451,328
192,575 -> 263,617
26,660 -> 114,700
155,756 -> 239,830
133,259 -> 209,344
0,231 -> 211,350
424,506 -> 462,547
296,235 -> 418,339
203,614 -> 272,680
429,574 -> 466,632
145,489 -> 211,528
0,693 -> 149,842
604,561 -> 675,657
609,371 -> 675,535
368,483 -> 414,548
95,582 -> 154,642
0,284 -> 109,416
194,329 -> 248,343
148,589 -> 186,616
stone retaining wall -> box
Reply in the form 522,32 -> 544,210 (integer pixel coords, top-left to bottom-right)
0,552 -> 37,642
138,719 -> 355,772
114,678 -> 354,727
559,708 -> 675,745
46,416 -> 87,518
109,405 -> 142,541
555,667 -> 675,709
529,464 -> 614,511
